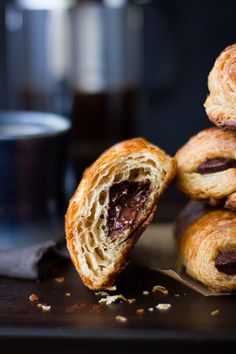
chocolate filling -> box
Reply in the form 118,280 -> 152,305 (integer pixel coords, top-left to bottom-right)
107,181 -> 150,236
197,158 -> 236,174
215,249 -> 236,275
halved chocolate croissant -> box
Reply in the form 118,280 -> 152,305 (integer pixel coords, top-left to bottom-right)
65,138 -> 176,290
204,43 -> 236,129
175,201 -> 236,292
175,127 -> 236,210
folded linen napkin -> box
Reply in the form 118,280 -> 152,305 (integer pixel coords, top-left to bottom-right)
0,241 -> 70,280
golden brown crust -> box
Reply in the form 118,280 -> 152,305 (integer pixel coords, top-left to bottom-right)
175,201 -> 236,292
65,137 -> 176,290
204,44 -> 236,129
175,127 -> 236,209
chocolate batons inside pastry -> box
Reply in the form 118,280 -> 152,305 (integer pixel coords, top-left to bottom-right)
65,138 -> 176,290
175,201 -> 236,292
204,44 -> 236,129
175,127 -> 236,210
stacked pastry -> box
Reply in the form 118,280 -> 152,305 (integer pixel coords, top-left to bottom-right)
175,44 -> 236,292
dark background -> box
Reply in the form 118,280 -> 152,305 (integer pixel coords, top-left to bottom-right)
140,0 -> 235,153
0,0 -> 235,219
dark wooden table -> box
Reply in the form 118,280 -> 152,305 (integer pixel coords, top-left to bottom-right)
0,225 -> 235,354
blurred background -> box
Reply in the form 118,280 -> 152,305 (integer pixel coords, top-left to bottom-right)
0,0 -> 235,221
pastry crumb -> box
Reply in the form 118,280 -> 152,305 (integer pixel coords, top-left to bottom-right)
95,291 -> 109,297
152,285 -> 168,295
127,298 -> 136,304
28,293 -> 38,302
105,285 -> 117,291
136,308 -> 145,315
54,276 -> 65,283
37,303 -> 42,308
115,315 -> 127,323
143,290 -> 149,296
41,304 -> 51,312
65,292 -> 71,297
211,309 -> 219,316
99,294 -> 135,305
174,294 -> 180,297
148,307 -> 154,312
156,303 -> 171,311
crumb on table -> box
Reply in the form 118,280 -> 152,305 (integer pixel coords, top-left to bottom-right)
115,315 -> 127,323
143,290 -> 149,296
211,309 -> 219,316
156,303 -> 171,311
136,308 -> 145,315
41,304 -> 51,312
54,276 -> 65,283
95,291 -> 109,297
28,294 -> 39,302
98,294 -> 135,305
152,285 -> 168,295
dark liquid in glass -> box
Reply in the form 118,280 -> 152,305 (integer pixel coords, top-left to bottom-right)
71,87 -> 138,179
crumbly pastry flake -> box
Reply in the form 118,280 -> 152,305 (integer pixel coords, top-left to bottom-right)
28,294 -> 39,302
156,303 -> 171,310
95,291 -> 109,297
152,285 -> 168,295
115,315 -> 128,323
136,308 -> 145,315
142,290 -> 150,296
54,276 -> 65,283
41,304 -> 51,312
98,294 -> 136,305
211,309 -> 220,316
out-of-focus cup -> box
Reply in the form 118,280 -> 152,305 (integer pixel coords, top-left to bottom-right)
0,111 -> 71,249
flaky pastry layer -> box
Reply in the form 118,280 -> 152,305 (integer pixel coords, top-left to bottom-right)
65,138 -> 176,290
175,201 -> 236,292
175,127 -> 236,209
204,43 -> 236,129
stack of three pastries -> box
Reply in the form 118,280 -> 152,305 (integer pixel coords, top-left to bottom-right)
175,44 -> 236,292
65,44 -> 236,293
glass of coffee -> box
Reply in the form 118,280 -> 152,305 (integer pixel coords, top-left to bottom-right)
0,111 -> 71,249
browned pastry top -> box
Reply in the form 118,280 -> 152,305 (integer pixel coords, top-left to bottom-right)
204,43 -> 236,129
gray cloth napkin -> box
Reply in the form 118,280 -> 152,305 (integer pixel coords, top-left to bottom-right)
0,241 -> 70,280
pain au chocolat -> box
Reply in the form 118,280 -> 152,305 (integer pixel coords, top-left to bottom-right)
175,127 -> 236,210
65,138 -> 176,290
175,201 -> 236,292
204,43 -> 236,129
